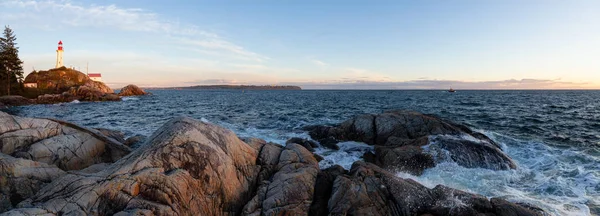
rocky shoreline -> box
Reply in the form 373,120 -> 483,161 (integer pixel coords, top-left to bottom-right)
0,110 -> 547,215
0,84 -> 148,107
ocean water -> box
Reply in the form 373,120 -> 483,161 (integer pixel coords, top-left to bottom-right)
4,90 -> 600,215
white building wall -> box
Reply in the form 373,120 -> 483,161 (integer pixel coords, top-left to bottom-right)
24,83 -> 38,88
90,77 -> 102,82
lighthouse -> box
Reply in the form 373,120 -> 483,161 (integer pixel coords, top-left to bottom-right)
55,40 -> 64,68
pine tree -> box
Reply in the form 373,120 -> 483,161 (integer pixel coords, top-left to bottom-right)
0,25 -> 24,96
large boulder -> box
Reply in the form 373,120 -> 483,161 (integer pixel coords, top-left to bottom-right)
83,80 -> 113,94
118,84 -> 147,96
308,110 -> 516,175
0,154 -> 66,212
3,117 -> 262,215
0,96 -> 33,107
309,110 -> 494,146
0,111 -> 131,171
242,143 -> 319,215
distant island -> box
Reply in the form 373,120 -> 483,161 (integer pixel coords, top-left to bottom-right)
151,85 -> 302,90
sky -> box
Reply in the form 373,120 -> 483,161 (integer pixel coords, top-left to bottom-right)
1,0 -> 599,89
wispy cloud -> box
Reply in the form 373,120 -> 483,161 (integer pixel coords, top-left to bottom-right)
311,59 -> 328,67
1,0 -> 267,62
285,78 -> 594,90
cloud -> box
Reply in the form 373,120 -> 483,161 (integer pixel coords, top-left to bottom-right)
311,59 -> 328,67
280,78 -> 594,90
0,0 -> 267,62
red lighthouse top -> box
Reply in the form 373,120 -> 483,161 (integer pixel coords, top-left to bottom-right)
58,40 -> 63,51
58,40 -> 63,45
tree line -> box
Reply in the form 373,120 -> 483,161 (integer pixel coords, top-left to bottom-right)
0,25 -> 24,96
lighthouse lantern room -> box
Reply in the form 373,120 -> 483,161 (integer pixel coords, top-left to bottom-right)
55,40 -> 64,68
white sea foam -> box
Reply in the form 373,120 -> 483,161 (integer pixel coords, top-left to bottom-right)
316,141 -> 373,170
397,131 -> 599,216
121,96 -> 139,101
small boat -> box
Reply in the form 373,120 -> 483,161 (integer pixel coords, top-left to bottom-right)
448,88 -> 456,93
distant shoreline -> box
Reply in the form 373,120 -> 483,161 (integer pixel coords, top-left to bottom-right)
144,85 -> 302,90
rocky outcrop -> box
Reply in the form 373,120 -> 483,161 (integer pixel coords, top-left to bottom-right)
118,84 -> 147,96
21,67 -> 120,104
3,117 -> 262,215
0,114 -> 544,215
320,161 -> 543,216
309,110 -> 516,175
23,67 -> 89,93
0,111 -> 131,170
35,85 -> 121,104
0,96 -> 34,107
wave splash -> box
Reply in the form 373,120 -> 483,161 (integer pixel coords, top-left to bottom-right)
397,131 -> 599,216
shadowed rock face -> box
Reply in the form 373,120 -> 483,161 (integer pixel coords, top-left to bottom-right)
0,96 -> 33,107
118,85 -> 147,97
0,154 -> 66,212
308,110 -> 516,175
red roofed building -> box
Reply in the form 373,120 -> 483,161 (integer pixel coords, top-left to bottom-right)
88,73 -> 102,82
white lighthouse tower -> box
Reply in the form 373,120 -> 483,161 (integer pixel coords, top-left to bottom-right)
55,40 -> 64,68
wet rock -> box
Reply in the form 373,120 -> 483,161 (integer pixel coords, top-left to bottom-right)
313,153 -> 324,162
123,135 -> 147,147
3,117 -> 261,215
286,137 -> 318,152
242,143 -> 319,215
366,144 -> 436,176
328,161 -> 437,215
0,112 -> 131,171
429,185 -> 494,215
431,136 -> 516,170
491,198 -> 545,216
309,110 -> 472,145
0,154 -> 66,212
0,96 -> 34,107
308,110 -> 515,174
319,137 -> 340,150
118,84 -> 148,96
366,136 -> 516,175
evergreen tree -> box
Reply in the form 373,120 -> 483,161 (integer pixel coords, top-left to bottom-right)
0,25 -> 24,96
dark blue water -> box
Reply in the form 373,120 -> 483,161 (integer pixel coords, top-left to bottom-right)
4,90 -> 600,215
